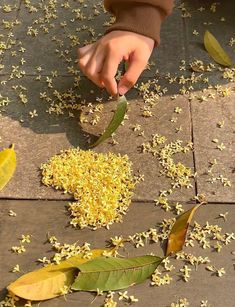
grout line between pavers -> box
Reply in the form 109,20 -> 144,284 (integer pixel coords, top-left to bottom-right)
1,197 -> 234,205
181,7 -> 199,198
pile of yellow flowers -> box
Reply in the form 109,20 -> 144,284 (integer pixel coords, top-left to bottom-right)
41,148 -> 135,229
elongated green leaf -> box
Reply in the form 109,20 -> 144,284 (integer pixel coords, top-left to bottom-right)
0,144 -> 16,191
204,30 -> 233,67
90,95 -> 127,148
72,255 -> 162,291
124,61 -> 129,72
7,249 -> 107,301
166,204 -> 202,256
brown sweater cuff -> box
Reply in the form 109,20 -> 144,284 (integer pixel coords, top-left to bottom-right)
104,2 -> 165,46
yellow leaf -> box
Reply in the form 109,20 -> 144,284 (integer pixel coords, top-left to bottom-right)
7,249 -> 107,301
0,144 -> 16,191
204,30 -> 233,67
166,204 -> 202,256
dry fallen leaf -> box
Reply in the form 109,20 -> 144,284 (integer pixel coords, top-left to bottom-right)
204,30 -> 233,67
166,204 -> 202,256
7,249 -> 107,301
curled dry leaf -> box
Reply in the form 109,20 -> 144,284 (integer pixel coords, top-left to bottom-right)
0,144 -> 16,191
166,204 -> 202,256
204,30 -> 233,67
90,95 -> 127,147
7,249 -> 107,301
72,255 -> 162,291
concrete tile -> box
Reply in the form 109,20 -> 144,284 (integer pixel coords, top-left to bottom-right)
1,0 -> 115,75
0,0 -> 21,72
0,200 -> 234,306
0,76 -> 195,202
82,94 -> 195,202
0,1 -> 20,21
183,0 -> 235,83
0,75 -> 101,200
142,3 -> 186,78
191,88 -> 235,203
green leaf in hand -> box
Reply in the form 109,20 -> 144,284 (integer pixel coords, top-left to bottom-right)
72,255 -> 162,291
166,204 -> 202,256
90,95 -> 127,148
0,144 -> 16,191
204,30 -> 233,67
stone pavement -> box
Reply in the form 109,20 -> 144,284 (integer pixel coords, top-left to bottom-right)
0,0 -> 234,306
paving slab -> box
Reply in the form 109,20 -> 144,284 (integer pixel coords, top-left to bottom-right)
177,0 -> 235,203
0,1 -> 20,21
183,0 -> 235,88
0,0 -> 21,71
140,0 -> 186,78
191,88 -> 235,203
1,0 -> 118,75
0,200 -> 234,306
0,75 -> 195,202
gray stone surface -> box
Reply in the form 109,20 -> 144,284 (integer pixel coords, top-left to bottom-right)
175,0 -> 235,202
0,75 -> 195,201
141,1 -> 186,78
191,88 -> 235,203
1,0 -> 116,75
183,0 -> 235,89
0,200 -> 234,306
0,1 -> 235,306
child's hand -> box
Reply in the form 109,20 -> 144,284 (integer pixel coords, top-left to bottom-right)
78,30 -> 154,96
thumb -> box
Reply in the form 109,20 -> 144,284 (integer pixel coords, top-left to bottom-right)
118,53 -> 147,95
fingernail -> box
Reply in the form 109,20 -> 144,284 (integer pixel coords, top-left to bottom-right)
118,86 -> 128,96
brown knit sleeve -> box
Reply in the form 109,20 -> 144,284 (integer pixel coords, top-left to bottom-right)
104,0 -> 174,45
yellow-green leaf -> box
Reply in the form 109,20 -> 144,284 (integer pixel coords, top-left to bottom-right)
7,249 -> 107,301
90,95 -> 127,148
0,144 -> 16,191
204,30 -> 233,67
72,255 -> 162,291
166,204 -> 202,256
124,61 -> 129,72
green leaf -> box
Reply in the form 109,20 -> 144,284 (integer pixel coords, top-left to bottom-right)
166,204 -> 202,256
72,255 -> 162,291
7,249 -> 107,301
90,95 -> 127,148
124,61 -> 129,72
0,144 -> 16,191
204,30 -> 233,67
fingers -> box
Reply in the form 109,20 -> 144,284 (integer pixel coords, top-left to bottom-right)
78,47 -> 94,73
78,44 -> 105,89
99,50 -> 122,96
83,51 -> 106,88
77,44 -> 93,58
118,52 -> 147,95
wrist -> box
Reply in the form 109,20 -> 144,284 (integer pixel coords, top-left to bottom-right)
104,2 -> 164,47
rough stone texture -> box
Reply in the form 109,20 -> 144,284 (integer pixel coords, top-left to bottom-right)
191,89 -> 235,203
0,1 -> 235,306
0,200 -> 234,306
1,0 -> 117,75
182,0 -> 235,202
141,2 -> 186,78
0,75 -> 195,201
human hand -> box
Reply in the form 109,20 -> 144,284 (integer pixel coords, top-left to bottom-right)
78,30 -> 154,96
